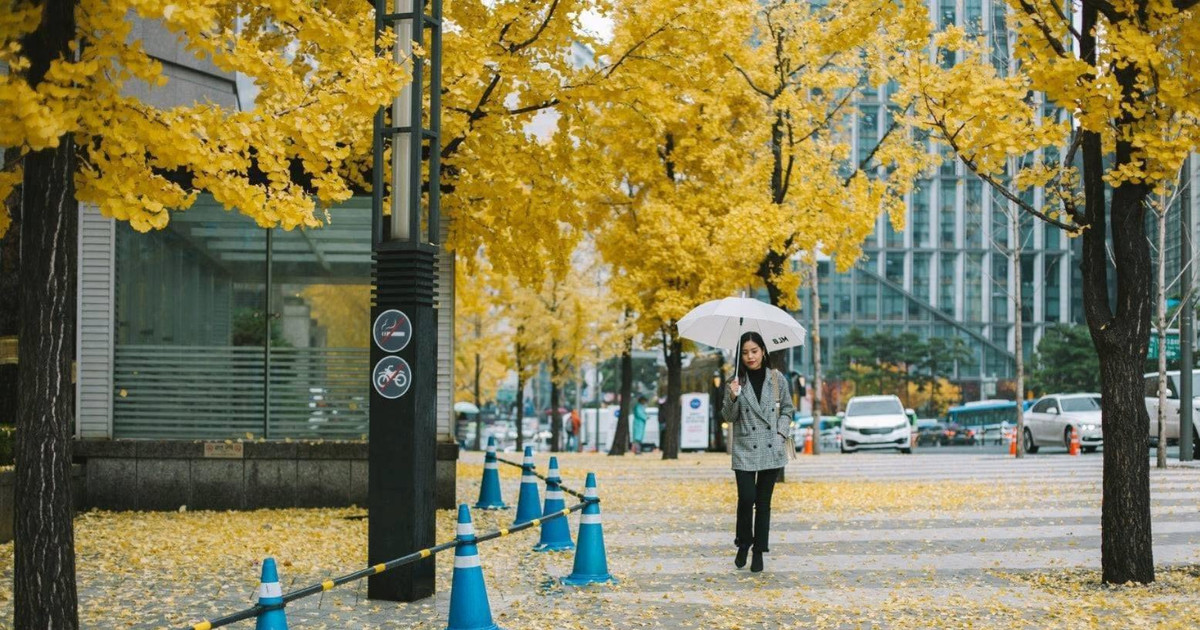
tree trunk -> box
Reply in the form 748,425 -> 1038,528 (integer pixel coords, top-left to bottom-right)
515,370 -> 525,453
660,329 -> 682,459
15,1 -> 80,627
1077,39 -> 1155,580
549,352 -> 561,451
473,351 -> 482,450
610,340 -> 633,456
810,253 -> 823,454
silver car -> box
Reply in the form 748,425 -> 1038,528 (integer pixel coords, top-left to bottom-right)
1024,394 -> 1102,453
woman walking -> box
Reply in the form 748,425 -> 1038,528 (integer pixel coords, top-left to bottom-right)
722,331 -> 793,572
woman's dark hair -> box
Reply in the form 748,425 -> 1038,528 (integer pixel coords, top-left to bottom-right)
737,331 -> 768,374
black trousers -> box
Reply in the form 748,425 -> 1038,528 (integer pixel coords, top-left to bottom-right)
734,468 -> 781,553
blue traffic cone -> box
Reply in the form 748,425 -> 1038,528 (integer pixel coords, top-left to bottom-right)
533,456 -> 574,552
513,446 -> 541,525
254,557 -> 289,630
446,505 -> 503,630
474,436 -> 508,510
563,473 -> 616,586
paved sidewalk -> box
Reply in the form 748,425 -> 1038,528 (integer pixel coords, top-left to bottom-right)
2,451 -> 1198,628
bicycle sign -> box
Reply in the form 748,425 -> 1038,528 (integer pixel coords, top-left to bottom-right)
372,355 -> 413,399
372,309 -> 412,353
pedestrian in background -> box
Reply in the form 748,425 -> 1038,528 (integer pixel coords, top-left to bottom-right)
632,396 -> 648,455
570,408 -> 582,452
723,331 -> 793,573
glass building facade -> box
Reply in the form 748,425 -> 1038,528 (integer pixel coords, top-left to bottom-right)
110,195 -> 373,439
794,0 -> 1083,399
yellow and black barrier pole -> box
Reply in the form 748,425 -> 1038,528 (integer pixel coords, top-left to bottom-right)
183,498 -> 597,630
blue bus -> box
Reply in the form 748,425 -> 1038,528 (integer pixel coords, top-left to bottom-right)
945,400 -> 1018,444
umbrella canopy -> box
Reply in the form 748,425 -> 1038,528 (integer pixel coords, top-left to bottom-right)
677,297 -> 807,360
454,401 -> 481,415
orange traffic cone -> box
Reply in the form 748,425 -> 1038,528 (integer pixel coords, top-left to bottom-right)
1069,427 -> 1081,456
1010,429 -> 1018,456
803,430 -> 813,455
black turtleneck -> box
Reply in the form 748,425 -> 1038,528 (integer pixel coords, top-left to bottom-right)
746,365 -> 766,401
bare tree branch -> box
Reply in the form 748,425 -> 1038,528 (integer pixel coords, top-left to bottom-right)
507,0 -> 562,53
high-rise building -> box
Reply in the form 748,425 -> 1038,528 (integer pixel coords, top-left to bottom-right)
793,0 -> 1084,400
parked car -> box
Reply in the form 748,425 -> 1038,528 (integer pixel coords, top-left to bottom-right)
1024,393 -> 1103,453
937,422 -> 977,446
838,395 -> 913,454
1143,372 -> 1200,455
915,420 -> 945,447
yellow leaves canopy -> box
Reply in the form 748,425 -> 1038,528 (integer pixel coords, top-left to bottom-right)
0,0 -> 410,235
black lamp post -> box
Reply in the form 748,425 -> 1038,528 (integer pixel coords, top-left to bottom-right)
369,0 -> 443,603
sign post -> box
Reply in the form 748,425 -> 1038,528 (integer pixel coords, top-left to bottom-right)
369,0 -> 443,603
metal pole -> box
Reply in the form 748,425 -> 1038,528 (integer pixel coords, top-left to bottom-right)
263,227 -> 273,439
1181,155 -> 1194,461
594,349 -> 601,452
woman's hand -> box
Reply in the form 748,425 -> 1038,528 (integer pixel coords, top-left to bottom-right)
728,378 -> 741,399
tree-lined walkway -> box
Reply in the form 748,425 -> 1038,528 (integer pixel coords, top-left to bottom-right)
0,452 -> 1197,628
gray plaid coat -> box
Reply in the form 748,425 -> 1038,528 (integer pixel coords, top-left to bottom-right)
722,369 -> 794,471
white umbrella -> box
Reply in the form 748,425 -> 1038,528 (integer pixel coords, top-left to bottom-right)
677,297 -> 807,379
454,401 -> 481,415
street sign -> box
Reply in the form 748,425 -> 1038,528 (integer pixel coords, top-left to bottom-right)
1148,330 -> 1181,361
372,309 -> 413,353
372,355 -> 413,399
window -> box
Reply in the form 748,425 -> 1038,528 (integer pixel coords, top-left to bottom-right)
991,1 -> 1009,72
1021,254 -> 1035,321
1061,397 -> 1102,413
1032,398 -> 1054,414
885,210 -> 905,248
939,253 -> 957,316
965,0 -> 983,33
858,105 -> 879,167
884,253 -> 905,321
856,259 -> 879,320
964,254 -> 983,322
910,254 -> 930,320
964,180 -> 983,249
940,179 -> 958,248
847,399 -> 904,416
991,254 -> 1009,323
912,180 -> 931,247
1045,255 -> 1061,321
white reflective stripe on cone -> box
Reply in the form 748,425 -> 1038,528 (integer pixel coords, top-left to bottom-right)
545,490 -> 564,500
584,488 -> 598,499
522,474 -> 538,484
259,582 -> 283,598
484,462 -> 499,470
580,514 -> 602,525
457,523 -> 475,536
454,554 -> 482,569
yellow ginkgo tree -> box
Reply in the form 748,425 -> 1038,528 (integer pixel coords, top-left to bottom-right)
724,0 -> 935,310
1,1 -> 408,624
891,0 -> 1200,584
570,0 -> 767,459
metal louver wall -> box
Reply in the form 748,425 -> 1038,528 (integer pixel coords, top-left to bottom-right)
76,205 -> 115,438
113,346 -> 368,439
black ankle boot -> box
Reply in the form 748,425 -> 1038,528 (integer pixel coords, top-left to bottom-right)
735,546 -> 750,569
750,551 -> 764,573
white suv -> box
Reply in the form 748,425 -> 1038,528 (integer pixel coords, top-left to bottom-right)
839,395 -> 913,454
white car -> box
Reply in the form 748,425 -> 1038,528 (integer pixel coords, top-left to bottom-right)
1024,394 -> 1103,453
839,395 -> 913,454
1143,371 -> 1200,448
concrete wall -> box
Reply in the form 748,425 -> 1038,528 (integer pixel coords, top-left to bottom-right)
75,441 -> 369,511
